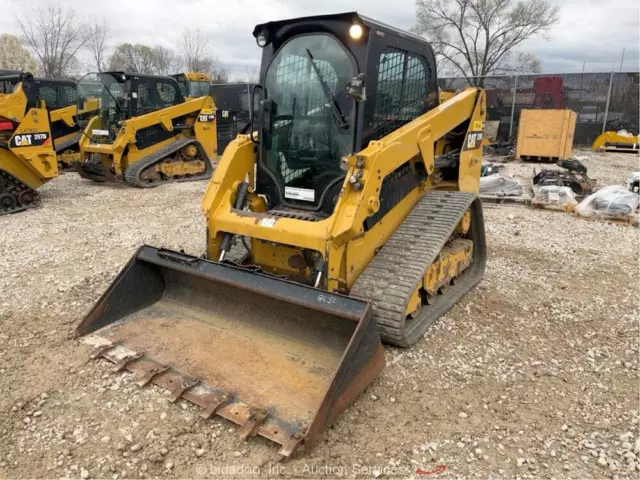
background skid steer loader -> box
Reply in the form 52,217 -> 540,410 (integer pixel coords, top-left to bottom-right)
75,72 -> 218,187
0,72 -> 99,214
0,72 -> 98,168
76,12 -> 487,456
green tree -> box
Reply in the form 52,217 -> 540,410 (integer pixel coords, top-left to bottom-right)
0,34 -> 37,72
108,43 -> 179,75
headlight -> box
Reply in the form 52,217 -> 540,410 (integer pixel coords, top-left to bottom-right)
256,31 -> 269,48
349,24 -> 363,40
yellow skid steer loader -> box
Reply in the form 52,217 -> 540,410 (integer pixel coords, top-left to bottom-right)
0,72 -> 98,214
77,13 -> 487,456
75,72 -> 218,187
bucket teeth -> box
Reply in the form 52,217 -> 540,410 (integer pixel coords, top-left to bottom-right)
90,342 -> 117,360
200,393 -> 231,419
112,353 -> 143,373
278,432 -> 305,457
238,409 -> 268,440
168,378 -> 199,403
137,365 -> 169,388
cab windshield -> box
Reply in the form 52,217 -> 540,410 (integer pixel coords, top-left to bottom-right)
78,72 -> 127,141
263,34 -> 355,208
187,80 -> 210,98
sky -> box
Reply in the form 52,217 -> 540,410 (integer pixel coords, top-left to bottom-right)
1,0 -> 638,80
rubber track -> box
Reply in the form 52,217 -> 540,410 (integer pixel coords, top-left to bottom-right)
0,170 -> 41,215
350,190 -> 486,347
124,138 -> 214,188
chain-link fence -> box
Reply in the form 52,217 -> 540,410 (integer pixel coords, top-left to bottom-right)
438,72 -> 640,146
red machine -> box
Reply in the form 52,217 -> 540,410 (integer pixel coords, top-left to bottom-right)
534,77 -> 565,109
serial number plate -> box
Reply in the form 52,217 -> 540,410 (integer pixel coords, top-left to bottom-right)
285,186 -> 315,202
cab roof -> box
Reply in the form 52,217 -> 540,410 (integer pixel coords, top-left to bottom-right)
253,11 -> 431,47
173,72 -> 211,82
102,71 -> 180,82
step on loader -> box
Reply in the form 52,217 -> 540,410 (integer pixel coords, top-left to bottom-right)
0,72 -> 98,214
75,72 -> 219,187
76,12 -> 487,456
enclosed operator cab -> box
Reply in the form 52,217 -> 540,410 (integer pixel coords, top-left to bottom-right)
250,12 -> 440,217
0,72 -> 83,154
76,71 -> 218,186
172,72 -> 212,100
78,72 -> 185,144
0,72 -> 81,213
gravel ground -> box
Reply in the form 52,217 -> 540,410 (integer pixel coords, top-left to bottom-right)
1,152 -> 638,479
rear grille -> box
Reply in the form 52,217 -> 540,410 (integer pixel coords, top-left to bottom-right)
267,208 -> 328,222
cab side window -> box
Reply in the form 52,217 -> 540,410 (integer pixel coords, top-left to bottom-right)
37,86 -> 57,109
371,47 -> 435,141
156,81 -> 179,106
58,85 -> 77,108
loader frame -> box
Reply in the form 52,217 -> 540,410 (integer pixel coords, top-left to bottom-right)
203,12 -> 485,293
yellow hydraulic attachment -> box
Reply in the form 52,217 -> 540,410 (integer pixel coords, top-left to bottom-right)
592,131 -> 639,153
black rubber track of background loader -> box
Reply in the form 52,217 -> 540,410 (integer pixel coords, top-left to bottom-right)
124,138 -> 214,188
350,190 -> 487,347
0,170 -> 41,215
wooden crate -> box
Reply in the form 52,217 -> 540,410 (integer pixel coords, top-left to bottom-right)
516,109 -> 576,161
572,210 -> 637,226
531,201 -> 575,212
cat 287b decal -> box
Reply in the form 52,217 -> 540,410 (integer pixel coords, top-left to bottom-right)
10,132 -> 51,148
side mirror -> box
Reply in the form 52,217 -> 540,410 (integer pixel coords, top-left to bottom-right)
346,73 -> 366,102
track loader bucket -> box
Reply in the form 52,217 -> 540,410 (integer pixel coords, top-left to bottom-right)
76,246 -> 384,456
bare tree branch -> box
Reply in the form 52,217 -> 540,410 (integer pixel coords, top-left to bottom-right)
414,0 -> 559,85
180,29 -> 210,72
86,18 -> 109,72
15,4 -> 88,78
178,28 -> 228,82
